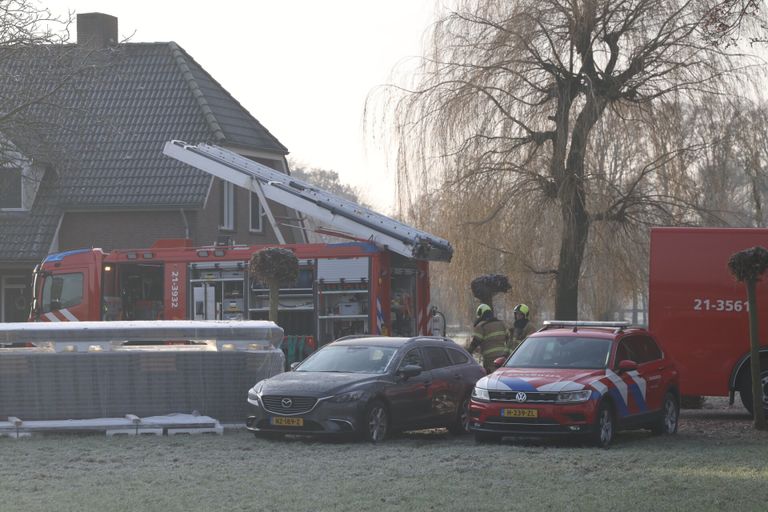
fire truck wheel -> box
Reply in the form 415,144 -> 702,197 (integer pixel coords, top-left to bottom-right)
447,396 -> 471,435
738,367 -> 768,416
359,400 -> 389,443
591,401 -> 614,448
651,392 -> 679,435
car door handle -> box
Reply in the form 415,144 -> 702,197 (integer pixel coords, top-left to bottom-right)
424,381 -> 432,388
453,374 -> 462,380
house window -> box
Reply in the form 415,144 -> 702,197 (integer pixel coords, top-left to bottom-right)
1,276 -> 28,322
0,168 -> 22,209
250,192 -> 263,232
220,181 -> 235,230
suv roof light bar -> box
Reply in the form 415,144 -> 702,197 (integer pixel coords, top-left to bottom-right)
542,320 -> 630,333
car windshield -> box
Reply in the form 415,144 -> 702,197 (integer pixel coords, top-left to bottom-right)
505,336 -> 611,369
295,345 -> 397,374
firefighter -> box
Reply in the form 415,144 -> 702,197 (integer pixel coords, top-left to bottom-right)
509,303 -> 534,351
468,304 -> 509,374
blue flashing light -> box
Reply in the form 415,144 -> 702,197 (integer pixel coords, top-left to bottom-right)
44,248 -> 93,263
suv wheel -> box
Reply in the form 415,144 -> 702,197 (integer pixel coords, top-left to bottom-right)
591,401 -> 614,448
651,392 -> 679,435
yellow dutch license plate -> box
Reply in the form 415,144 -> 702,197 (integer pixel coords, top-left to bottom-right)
501,408 -> 538,418
270,416 -> 304,427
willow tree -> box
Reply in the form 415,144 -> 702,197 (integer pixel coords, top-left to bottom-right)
381,0 -> 758,319
249,248 -> 298,323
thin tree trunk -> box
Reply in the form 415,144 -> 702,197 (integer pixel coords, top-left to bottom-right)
554,99 -> 602,320
746,279 -> 767,429
269,279 -> 279,324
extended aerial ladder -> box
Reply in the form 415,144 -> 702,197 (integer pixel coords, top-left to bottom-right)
163,141 -> 453,262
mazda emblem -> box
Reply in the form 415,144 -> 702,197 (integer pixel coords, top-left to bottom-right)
281,398 -> 293,408
515,392 -> 527,403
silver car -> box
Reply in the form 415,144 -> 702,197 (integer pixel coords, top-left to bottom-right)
246,336 -> 485,442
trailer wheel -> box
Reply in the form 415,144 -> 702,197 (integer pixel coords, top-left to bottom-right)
738,367 -> 768,416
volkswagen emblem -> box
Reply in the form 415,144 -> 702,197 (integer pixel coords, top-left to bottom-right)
281,398 -> 293,408
515,391 -> 527,403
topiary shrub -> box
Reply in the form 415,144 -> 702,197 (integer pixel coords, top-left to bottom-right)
250,248 -> 299,323
470,274 -> 511,306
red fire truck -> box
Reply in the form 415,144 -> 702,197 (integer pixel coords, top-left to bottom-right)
30,239 -> 435,345
28,141 -> 453,346
649,227 -> 768,412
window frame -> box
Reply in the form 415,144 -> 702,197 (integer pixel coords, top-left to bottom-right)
249,191 -> 263,232
219,181 -> 235,231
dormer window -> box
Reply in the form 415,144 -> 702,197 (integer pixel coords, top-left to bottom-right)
0,167 -> 22,210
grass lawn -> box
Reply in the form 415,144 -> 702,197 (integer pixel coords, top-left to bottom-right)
2,404 -> 767,512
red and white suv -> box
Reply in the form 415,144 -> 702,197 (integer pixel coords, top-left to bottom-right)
469,321 -> 679,447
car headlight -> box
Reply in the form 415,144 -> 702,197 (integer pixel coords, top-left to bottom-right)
556,390 -> 592,403
329,390 -> 366,403
247,381 -> 265,404
471,386 -> 490,401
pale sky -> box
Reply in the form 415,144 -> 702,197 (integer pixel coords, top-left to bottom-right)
46,0 -> 441,212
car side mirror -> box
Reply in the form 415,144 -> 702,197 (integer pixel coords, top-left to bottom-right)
493,357 -> 506,368
289,362 -> 301,371
617,359 -> 638,372
398,364 -> 422,379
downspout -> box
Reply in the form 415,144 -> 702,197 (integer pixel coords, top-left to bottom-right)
180,209 -> 190,239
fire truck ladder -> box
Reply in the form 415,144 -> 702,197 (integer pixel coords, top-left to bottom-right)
163,141 -> 453,262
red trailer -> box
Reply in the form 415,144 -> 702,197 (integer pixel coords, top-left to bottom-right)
30,240 -> 434,345
649,227 -> 768,412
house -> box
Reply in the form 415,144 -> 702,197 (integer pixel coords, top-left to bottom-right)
0,13 -> 305,322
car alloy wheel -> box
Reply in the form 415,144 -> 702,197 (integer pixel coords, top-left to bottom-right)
652,392 -> 679,435
594,403 -> 613,448
459,398 -> 471,432
364,400 -> 388,443
662,395 -> 679,434
448,397 -> 471,435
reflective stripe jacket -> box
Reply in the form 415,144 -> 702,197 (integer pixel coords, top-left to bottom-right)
510,321 -> 535,350
471,318 -> 509,359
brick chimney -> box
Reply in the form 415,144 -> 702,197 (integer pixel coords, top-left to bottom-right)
77,13 -> 118,49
